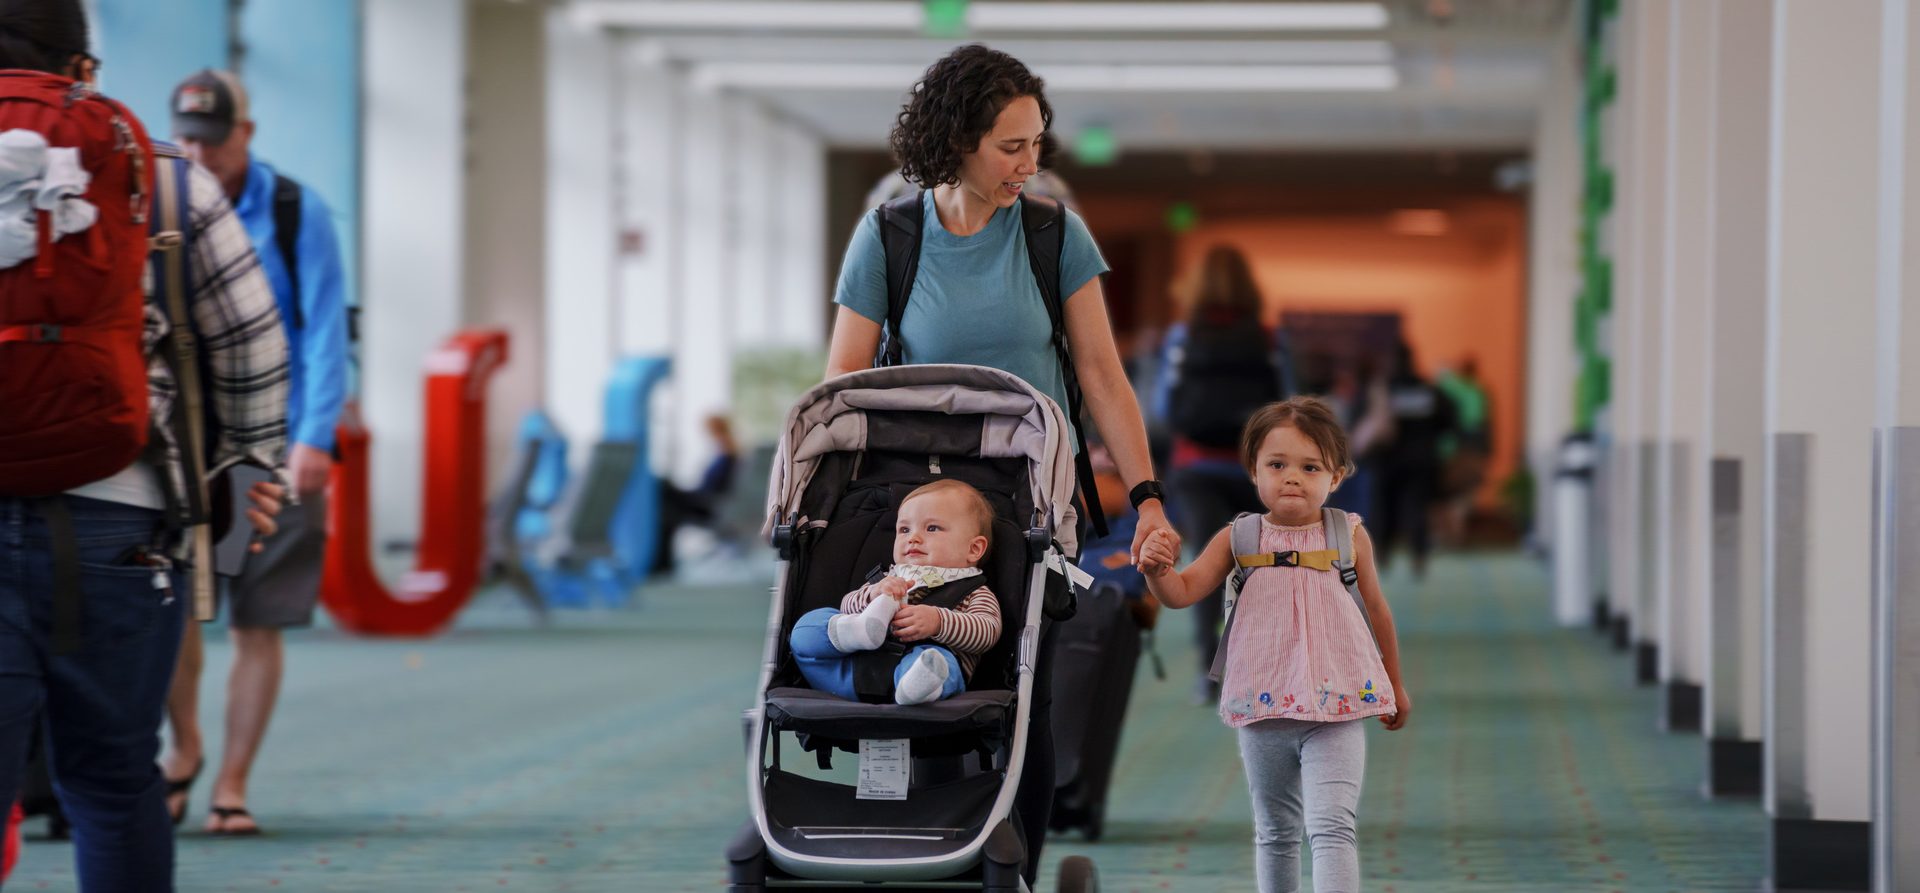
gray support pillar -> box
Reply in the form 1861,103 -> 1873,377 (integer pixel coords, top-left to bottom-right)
1871,2 -> 1920,888
1870,429 -> 1920,891
1605,0 -> 1666,668
1655,0 -> 1715,729
1704,0 -> 1773,798
1763,1 -> 1882,887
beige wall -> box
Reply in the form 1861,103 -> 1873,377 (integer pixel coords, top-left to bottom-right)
465,0 -> 547,491
1168,199 -> 1529,505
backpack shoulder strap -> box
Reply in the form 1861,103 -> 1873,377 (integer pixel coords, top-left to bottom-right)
271,172 -> 304,331
1322,506 -> 1378,651
1207,512 -> 1265,682
1017,194 -> 1107,538
874,190 -> 923,367
147,145 -> 218,621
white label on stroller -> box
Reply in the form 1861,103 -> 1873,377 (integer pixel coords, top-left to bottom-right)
1046,549 -> 1095,591
857,739 -> 910,800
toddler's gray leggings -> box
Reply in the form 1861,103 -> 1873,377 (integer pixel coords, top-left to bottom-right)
1236,717 -> 1367,892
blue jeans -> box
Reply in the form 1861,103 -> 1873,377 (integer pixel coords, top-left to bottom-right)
789,607 -> 965,702
0,496 -> 183,892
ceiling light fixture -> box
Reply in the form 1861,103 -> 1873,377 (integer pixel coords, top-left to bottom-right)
576,2 -> 1389,34
691,62 -> 1398,92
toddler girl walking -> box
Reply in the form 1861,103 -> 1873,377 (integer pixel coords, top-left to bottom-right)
1139,397 -> 1412,893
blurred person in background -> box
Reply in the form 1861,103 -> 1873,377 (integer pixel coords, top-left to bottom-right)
1153,245 -> 1293,703
161,68 -> 348,837
1372,341 -> 1456,580
1435,357 -> 1491,546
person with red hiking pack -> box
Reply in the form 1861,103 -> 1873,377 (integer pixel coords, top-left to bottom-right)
0,2 -> 289,888
160,68 -> 350,838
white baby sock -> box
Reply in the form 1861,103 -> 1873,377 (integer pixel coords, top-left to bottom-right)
894,649 -> 952,705
827,595 -> 897,653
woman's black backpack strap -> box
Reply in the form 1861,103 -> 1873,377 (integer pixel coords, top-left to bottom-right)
875,190 -> 925,367
1019,194 -> 1107,539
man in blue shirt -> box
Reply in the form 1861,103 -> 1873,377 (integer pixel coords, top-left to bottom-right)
159,69 -> 350,836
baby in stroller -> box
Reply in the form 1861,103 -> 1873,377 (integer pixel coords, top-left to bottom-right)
788,480 -> 1002,706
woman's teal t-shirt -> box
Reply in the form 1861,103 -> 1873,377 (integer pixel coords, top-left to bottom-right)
833,195 -> 1110,419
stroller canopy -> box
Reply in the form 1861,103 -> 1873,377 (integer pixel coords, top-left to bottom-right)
764,364 -> 1083,561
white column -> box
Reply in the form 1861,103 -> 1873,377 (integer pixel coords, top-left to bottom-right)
1525,9 -> 1584,553
1763,1 -> 1881,886
1872,0 -> 1920,887
616,50 -> 682,358
773,122 -> 828,349
728,101 -> 778,347
1703,0 -> 1773,794
670,88 -> 736,481
1605,0 -> 1643,646
1653,0 -> 1714,728
1611,0 -> 1672,677
362,0 -> 467,545
544,9 -> 617,446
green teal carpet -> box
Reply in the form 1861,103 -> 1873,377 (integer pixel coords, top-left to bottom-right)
7,553 -> 1766,891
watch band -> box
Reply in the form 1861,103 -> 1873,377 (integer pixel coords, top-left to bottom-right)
1129,479 -> 1165,509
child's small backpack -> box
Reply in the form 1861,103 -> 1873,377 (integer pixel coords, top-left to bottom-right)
0,72 -> 155,496
1208,507 -> 1375,682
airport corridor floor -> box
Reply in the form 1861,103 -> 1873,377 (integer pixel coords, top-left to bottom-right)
7,552 -> 1765,891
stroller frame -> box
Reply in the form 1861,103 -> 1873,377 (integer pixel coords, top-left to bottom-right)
730,365 -> 1085,891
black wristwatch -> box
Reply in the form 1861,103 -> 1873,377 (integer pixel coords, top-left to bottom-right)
1128,480 -> 1165,510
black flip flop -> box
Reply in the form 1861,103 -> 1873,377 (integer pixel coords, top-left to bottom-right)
207,805 -> 261,837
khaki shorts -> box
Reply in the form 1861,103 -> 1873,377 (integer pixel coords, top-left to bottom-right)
222,496 -> 327,628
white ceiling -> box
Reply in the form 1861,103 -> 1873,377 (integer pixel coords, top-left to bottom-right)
572,0 -> 1573,151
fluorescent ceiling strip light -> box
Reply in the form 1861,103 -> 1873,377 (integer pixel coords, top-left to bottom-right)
579,2 -> 1388,33
969,2 -> 1388,31
634,36 -> 1395,66
691,63 -> 1398,92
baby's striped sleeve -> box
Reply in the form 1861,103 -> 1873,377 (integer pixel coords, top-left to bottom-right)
932,587 -> 1002,656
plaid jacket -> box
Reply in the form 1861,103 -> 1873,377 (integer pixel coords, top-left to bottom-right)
142,159 -> 290,529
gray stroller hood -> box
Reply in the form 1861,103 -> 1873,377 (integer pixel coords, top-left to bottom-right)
743,363 -> 1084,886
764,363 -> 1082,559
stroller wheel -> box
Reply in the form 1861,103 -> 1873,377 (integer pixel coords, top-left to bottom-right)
1056,855 -> 1098,893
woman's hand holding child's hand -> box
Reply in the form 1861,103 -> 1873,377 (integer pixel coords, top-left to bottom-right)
1380,686 -> 1411,731
891,604 -> 941,642
1136,527 -> 1180,576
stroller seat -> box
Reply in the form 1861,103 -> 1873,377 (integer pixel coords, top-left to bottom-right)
763,687 -> 1015,741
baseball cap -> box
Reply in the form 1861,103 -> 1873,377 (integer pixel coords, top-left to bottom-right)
170,69 -> 249,145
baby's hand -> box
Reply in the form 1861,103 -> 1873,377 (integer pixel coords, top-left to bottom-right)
874,575 -> 915,601
1136,528 -> 1180,576
891,604 -> 941,642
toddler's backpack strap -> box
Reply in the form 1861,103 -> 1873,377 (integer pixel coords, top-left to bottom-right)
1323,507 -> 1379,654
1208,513 -> 1265,682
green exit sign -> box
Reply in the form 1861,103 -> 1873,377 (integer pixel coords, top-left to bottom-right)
1074,126 -> 1118,166
1166,201 -> 1199,234
924,0 -> 968,37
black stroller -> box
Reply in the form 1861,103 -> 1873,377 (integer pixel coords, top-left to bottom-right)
728,365 -> 1097,892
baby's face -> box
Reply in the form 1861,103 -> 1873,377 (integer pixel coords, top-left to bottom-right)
893,491 -> 989,568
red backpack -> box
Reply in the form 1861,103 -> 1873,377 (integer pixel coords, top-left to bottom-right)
0,71 -> 155,496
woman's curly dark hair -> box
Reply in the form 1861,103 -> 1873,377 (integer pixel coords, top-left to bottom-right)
891,45 -> 1057,189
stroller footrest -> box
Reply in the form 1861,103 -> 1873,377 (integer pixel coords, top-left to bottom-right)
765,688 -> 1013,740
